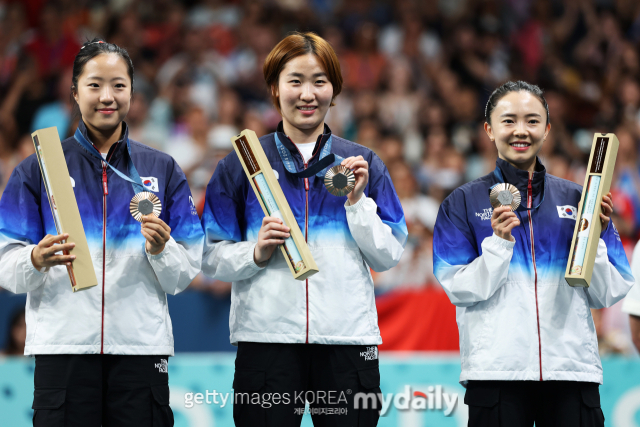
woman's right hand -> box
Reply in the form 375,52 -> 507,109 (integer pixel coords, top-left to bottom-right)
253,217 -> 290,266
31,234 -> 76,270
491,206 -> 521,242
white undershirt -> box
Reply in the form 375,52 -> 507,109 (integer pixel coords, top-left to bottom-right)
101,153 -> 107,159
295,142 -> 315,163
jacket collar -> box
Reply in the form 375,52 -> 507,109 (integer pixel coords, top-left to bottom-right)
276,121 -> 332,161
78,120 -> 129,161
495,157 -> 546,198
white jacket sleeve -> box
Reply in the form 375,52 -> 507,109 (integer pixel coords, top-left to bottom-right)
146,235 -> 203,295
201,240 -> 264,282
201,157 -> 266,282
345,196 -> 405,272
436,234 -> 515,307
144,159 -> 205,295
586,238 -> 635,309
0,240 -> 48,294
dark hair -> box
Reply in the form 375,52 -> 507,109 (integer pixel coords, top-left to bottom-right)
71,38 -> 134,96
485,81 -> 549,125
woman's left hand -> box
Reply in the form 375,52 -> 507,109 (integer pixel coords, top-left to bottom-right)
141,215 -> 172,255
341,155 -> 369,205
600,192 -> 613,236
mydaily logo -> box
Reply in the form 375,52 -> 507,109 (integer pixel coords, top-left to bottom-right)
354,385 -> 458,416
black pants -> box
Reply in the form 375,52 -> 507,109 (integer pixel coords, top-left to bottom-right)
465,380 -> 605,427
233,342 -> 382,427
32,354 -> 173,427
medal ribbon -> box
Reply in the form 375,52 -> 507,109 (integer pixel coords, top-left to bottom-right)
491,167 -> 547,211
74,127 -> 145,194
274,133 -> 345,178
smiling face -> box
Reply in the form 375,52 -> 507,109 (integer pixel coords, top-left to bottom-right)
275,53 -> 333,140
73,53 -> 131,135
485,91 -> 551,172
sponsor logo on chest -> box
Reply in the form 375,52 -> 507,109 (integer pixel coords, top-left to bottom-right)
475,208 -> 493,221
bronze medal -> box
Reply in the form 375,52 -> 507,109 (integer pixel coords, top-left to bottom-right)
489,183 -> 521,211
324,165 -> 356,197
130,192 -> 162,222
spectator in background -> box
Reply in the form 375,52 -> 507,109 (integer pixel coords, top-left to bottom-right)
0,308 -> 26,356
342,22 -> 386,91
30,66 -> 74,139
376,161 -> 438,291
156,21 -> 222,120
614,126 -> 640,237
24,1 -> 79,83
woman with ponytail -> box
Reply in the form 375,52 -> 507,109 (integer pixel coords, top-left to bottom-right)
433,81 -> 633,426
0,39 -> 204,426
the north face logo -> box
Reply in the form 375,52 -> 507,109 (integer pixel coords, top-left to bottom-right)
475,208 -> 493,221
360,346 -> 378,361
155,359 -> 168,373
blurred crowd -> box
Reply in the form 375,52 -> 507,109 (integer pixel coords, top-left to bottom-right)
2,0 -> 640,354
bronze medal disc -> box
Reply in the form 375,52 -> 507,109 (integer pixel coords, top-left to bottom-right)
489,183 -> 521,211
324,165 -> 356,197
130,192 -> 162,222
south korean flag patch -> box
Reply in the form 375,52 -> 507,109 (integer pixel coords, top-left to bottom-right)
557,205 -> 577,220
140,176 -> 159,193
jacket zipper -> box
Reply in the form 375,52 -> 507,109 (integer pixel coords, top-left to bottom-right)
287,135 -> 322,344
101,162 -> 108,354
527,174 -> 542,381
304,162 -> 309,344
99,147 -> 116,355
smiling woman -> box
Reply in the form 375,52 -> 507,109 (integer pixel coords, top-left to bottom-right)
263,33 -> 342,146
484,81 -> 550,173
71,39 -> 134,152
0,38 -> 204,427
201,32 -> 408,427
432,80 -> 634,427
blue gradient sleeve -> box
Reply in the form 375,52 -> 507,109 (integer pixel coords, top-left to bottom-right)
0,158 -> 45,245
164,159 -> 204,247
367,154 -> 408,246
201,158 -> 244,244
602,222 -> 633,282
433,194 -> 480,282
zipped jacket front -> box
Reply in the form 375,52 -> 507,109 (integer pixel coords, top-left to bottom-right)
201,124 -> 407,345
0,122 -> 204,355
433,158 -> 633,384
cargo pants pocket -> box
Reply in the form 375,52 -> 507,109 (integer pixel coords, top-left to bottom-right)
465,385 -> 500,427
32,388 -> 66,427
233,369 -> 267,427
356,366 -> 381,427
580,384 -> 605,427
151,384 -> 174,427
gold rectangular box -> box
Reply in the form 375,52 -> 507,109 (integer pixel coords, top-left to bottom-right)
565,133 -> 619,287
32,127 -> 98,292
232,129 -> 319,280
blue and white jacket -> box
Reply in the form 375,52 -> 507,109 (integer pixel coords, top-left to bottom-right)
0,121 -> 204,356
433,158 -> 633,384
201,123 -> 407,345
